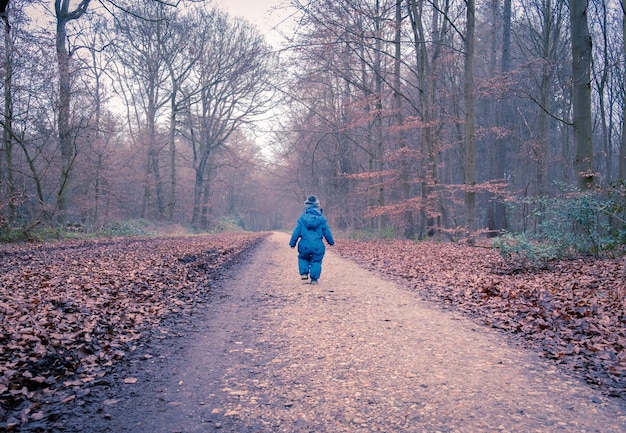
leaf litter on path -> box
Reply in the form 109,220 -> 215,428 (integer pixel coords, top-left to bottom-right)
0,233 -> 266,431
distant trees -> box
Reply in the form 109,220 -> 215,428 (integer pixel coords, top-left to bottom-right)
0,0 -> 278,234
280,0 -> 626,240
112,2 -> 176,221
181,10 -> 276,229
1,0 -> 626,241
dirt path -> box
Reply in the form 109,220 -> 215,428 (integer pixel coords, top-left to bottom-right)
98,232 -> 626,432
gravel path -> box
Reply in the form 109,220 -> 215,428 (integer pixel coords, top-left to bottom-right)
102,232 -> 626,432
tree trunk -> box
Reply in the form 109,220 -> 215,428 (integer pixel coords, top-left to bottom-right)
570,0 -> 594,190
200,178 -> 211,229
394,0 -> 414,238
620,6 -> 626,181
54,0 -> 92,223
537,0 -> 551,198
408,0 -> 441,237
596,1 -> 610,185
167,84 -> 177,221
143,88 -> 166,220
487,0 -> 510,235
374,0 -> 385,233
56,13 -> 73,223
464,0 -> 477,234
3,12 -> 14,223
192,167 -> 204,228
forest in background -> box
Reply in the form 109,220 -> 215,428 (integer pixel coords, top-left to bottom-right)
0,0 -> 625,253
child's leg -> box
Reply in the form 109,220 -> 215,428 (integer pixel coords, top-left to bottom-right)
298,252 -> 312,276
309,259 -> 322,280
309,250 -> 325,280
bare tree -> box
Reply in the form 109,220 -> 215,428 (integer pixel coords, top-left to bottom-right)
621,2 -> 626,181
0,0 -> 53,224
181,9 -> 276,229
55,0 -> 93,223
407,0 -> 451,237
156,13 -> 204,222
2,0 -> 13,222
464,0 -> 476,233
111,3 -> 174,220
486,0 -> 511,235
570,0 -> 594,190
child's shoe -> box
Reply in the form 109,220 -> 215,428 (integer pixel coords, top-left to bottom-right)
301,274 -> 309,280
310,278 -> 318,284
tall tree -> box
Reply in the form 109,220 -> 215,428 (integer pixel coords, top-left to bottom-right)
158,14 -> 202,222
619,1 -> 626,182
2,0 -> 13,223
393,0 -> 414,237
183,10 -> 276,229
486,0 -> 511,235
406,0 -> 451,237
464,0 -> 477,233
112,3 -> 174,220
55,0 -> 91,223
570,0 -> 594,190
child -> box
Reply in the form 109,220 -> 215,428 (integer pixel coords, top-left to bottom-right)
289,195 -> 335,284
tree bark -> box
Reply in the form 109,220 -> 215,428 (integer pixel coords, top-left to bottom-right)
394,0 -> 414,238
55,0 -> 91,223
487,0 -> 510,235
374,0 -> 385,232
570,0 -> 594,190
167,82 -> 177,221
3,8 -> 14,223
464,0 -> 477,234
620,5 -> 626,181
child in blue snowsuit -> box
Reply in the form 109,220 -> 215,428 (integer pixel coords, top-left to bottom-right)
289,195 -> 335,284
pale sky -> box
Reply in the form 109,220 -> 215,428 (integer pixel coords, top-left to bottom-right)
213,0 -> 294,47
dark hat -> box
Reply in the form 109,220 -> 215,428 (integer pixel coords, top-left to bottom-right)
304,195 -> 320,209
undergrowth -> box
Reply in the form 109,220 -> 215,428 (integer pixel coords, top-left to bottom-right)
493,188 -> 626,270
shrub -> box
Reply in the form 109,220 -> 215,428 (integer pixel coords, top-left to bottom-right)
213,215 -> 246,233
102,219 -> 157,237
494,189 -> 625,269
492,232 -> 559,270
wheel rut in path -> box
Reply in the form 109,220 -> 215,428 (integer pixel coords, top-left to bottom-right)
102,232 -> 626,432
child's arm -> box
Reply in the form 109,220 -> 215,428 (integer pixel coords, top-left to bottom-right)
289,221 -> 302,247
322,222 -> 335,246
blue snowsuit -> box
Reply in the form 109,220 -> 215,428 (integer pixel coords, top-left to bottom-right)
289,208 -> 335,280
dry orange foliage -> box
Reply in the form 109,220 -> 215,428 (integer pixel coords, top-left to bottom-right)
0,233 -> 266,430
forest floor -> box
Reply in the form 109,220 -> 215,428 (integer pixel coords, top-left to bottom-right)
1,232 -> 626,432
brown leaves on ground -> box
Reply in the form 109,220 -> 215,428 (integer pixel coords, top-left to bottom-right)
334,239 -> 626,399
0,233 -> 266,430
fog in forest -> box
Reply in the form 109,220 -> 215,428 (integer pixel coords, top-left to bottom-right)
1,0 -> 625,248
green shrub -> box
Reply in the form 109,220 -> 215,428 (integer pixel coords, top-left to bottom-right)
102,219 -> 157,236
0,224 -> 20,242
494,189 -> 625,269
538,191 -> 617,255
0,220 -> 47,243
212,215 -> 246,233
493,232 -> 559,270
